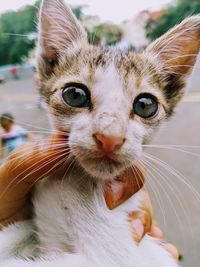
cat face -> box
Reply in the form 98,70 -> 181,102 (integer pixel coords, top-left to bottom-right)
37,0 -> 200,180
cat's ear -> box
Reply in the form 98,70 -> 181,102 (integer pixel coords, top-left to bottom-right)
146,16 -> 200,103
37,0 -> 87,76
147,16 -> 200,76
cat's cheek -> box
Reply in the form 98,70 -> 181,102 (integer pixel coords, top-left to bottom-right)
141,120 -> 165,145
128,121 -> 145,151
48,113 -> 72,133
68,114 -> 95,150
71,113 -> 93,133
131,110 -> 166,146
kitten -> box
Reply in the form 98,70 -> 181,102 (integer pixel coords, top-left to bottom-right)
0,0 -> 199,266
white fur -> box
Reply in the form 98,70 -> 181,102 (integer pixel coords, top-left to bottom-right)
0,166 -> 179,267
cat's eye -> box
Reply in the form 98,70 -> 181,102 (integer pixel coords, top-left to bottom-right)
62,83 -> 91,108
133,94 -> 158,119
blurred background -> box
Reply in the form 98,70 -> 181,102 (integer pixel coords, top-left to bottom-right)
0,0 -> 200,266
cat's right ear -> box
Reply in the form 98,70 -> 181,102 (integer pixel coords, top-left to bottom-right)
37,0 -> 87,77
146,16 -> 200,108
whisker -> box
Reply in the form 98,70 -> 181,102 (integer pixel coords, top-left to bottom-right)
144,153 -> 200,202
137,161 -> 167,230
143,157 -> 194,246
143,145 -> 200,158
25,154 -> 70,192
143,144 -> 200,148
0,33 -> 31,37
0,149 -> 70,201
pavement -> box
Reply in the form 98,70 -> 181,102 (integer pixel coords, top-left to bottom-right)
0,76 -> 199,267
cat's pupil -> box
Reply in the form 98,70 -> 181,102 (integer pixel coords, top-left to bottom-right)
134,94 -> 158,119
62,86 -> 90,108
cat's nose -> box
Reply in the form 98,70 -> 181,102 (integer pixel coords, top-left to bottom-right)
94,134 -> 125,153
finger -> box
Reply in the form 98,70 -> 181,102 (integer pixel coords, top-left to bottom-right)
149,223 -> 179,261
163,243 -> 179,261
149,222 -> 164,239
105,164 -> 146,209
135,191 -> 153,233
6,133 -> 69,184
127,191 -> 153,243
0,134 -> 68,224
129,218 -> 144,244
128,210 -> 151,243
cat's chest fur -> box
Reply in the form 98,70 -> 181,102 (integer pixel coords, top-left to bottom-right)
33,166 -> 141,266
0,169 -> 179,267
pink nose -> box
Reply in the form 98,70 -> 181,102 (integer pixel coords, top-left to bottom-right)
94,134 -> 125,153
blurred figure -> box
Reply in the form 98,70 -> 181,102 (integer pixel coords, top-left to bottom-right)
10,66 -> 19,80
33,67 -> 43,108
0,74 -> 5,84
0,113 -> 34,157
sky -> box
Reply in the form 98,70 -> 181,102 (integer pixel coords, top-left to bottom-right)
0,0 -> 172,23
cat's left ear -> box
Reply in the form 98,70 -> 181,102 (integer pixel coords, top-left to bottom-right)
146,15 -> 200,106
37,0 -> 87,76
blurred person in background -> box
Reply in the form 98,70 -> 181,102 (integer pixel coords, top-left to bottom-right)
10,66 -> 19,80
0,113 -> 34,158
33,67 -> 43,109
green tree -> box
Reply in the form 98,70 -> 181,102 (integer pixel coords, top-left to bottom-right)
0,1 -> 40,65
0,1 -> 121,65
146,0 -> 200,41
88,23 -> 122,46
72,5 -> 85,20
0,1 -> 87,66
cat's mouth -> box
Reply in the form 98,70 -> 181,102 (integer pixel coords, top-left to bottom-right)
75,150 -> 129,180
95,151 -> 119,162
69,137 -> 138,180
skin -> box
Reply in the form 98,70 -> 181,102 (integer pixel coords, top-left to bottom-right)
0,134 -> 178,261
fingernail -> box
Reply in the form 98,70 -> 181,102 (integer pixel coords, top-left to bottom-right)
131,219 -> 144,239
109,181 -> 124,203
150,225 -> 164,239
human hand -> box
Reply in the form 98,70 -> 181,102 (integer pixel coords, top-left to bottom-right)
0,134 -> 68,226
0,134 -> 179,261
105,180 -> 179,261
0,133 -> 145,225
130,191 -> 179,261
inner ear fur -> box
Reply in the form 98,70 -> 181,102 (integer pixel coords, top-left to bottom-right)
147,15 -> 200,77
146,15 -> 200,111
37,0 -> 87,77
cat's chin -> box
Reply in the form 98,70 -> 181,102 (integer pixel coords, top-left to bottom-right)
77,157 -> 126,180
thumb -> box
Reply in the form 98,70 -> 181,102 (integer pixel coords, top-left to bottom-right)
0,134 -> 69,225
104,164 -> 146,209
6,133 -> 69,185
